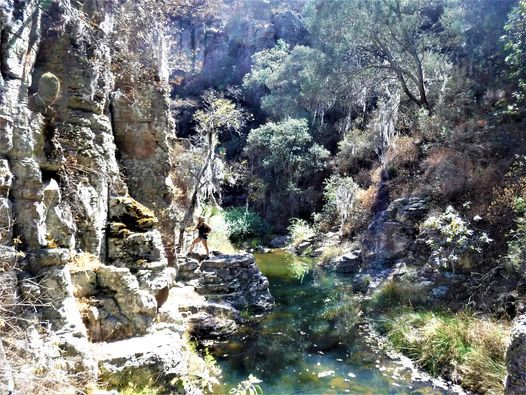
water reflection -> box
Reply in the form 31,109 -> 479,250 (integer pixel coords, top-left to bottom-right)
213,251 -> 446,395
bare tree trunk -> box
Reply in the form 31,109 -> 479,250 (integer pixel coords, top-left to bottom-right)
176,130 -> 216,252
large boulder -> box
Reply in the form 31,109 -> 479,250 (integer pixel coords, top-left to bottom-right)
173,252 -> 274,340
362,197 -> 429,269
86,265 -> 158,341
195,253 -> 274,312
506,314 -> 526,394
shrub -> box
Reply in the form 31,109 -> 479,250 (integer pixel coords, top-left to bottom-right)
421,206 -> 492,270
386,135 -> 420,168
224,207 -> 269,243
287,218 -> 315,246
422,148 -> 475,200
334,128 -> 376,173
320,175 -> 361,232
229,374 -> 263,395
356,185 -> 378,213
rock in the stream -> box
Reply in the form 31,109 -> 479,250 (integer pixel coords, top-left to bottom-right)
173,253 -> 274,340
320,250 -> 362,274
195,253 -> 274,312
506,314 -> 526,394
269,235 -> 291,248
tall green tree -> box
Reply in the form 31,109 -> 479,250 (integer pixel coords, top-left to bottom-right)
244,118 -> 329,225
503,0 -> 526,105
306,0 -> 451,113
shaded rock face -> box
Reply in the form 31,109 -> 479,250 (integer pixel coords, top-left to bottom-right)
176,252 -> 274,339
506,314 -> 526,394
362,197 -> 429,269
170,3 -> 308,94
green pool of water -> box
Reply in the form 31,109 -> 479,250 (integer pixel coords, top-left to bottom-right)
213,251 -> 446,395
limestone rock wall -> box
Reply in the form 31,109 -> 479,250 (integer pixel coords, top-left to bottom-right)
0,0 -> 191,390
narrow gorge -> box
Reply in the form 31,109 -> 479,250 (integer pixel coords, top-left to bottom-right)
1,0 -> 526,394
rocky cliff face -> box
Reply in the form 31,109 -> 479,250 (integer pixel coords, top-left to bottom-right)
169,0 -> 308,95
0,1 -> 274,392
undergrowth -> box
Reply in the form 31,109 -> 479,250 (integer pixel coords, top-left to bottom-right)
376,309 -> 510,394
288,218 -> 315,246
367,279 -> 429,311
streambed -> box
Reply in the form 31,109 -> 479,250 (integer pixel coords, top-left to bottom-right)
213,251 -> 451,394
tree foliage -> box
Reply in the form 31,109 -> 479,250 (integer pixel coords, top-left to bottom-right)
244,118 -> 329,224
503,0 -> 526,104
307,0 -> 454,112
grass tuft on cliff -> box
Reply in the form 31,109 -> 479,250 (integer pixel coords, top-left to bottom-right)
376,309 -> 510,394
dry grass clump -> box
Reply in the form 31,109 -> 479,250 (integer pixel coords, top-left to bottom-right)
422,147 -> 476,200
357,185 -> 379,213
369,279 -> 429,311
386,135 -> 420,168
1,294 -> 86,394
378,309 -> 510,394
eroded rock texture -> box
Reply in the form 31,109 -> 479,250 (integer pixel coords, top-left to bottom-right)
362,197 -> 429,268
175,252 -> 274,339
506,314 -> 526,395
0,0 -> 196,390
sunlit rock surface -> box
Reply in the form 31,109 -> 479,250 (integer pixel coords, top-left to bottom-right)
174,252 -> 274,339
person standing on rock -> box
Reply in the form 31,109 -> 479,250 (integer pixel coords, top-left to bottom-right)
188,216 -> 212,256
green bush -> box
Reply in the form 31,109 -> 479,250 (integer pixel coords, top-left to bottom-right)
287,218 -> 315,246
224,207 -> 269,243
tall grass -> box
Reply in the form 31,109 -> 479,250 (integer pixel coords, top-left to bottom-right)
368,279 -> 429,311
377,309 -> 510,394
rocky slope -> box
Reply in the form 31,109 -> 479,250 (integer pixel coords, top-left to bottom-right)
304,196 -> 526,393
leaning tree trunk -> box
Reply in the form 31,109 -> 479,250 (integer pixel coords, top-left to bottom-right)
176,130 -> 217,252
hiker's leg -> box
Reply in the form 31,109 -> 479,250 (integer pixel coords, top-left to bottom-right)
188,237 -> 200,253
202,239 -> 209,256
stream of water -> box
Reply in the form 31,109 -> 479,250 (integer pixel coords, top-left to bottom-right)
213,251 -> 449,395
